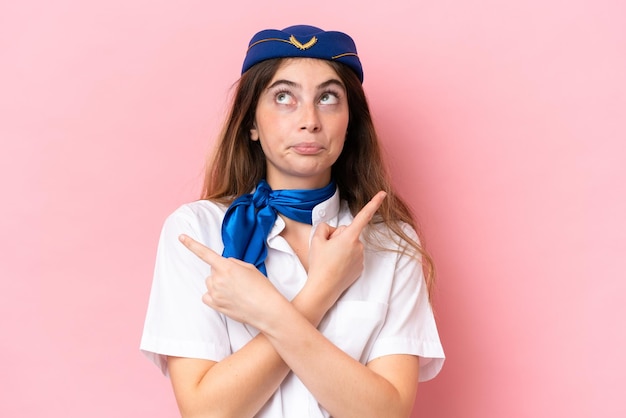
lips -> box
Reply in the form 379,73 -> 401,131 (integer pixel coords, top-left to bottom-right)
291,142 -> 324,155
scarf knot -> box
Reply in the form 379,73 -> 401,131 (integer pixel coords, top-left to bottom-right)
221,179 -> 336,276
252,181 -> 271,208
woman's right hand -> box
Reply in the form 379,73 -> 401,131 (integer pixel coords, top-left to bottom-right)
306,191 -> 387,305
178,234 -> 288,329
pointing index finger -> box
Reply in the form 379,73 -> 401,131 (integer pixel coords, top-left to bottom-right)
347,191 -> 387,235
179,234 -> 223,267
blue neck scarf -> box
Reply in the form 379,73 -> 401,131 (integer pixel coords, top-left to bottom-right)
221,179 -> 336,275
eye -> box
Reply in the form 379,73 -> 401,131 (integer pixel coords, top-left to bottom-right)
319,91 -> 339,105
275,91 -> 294,105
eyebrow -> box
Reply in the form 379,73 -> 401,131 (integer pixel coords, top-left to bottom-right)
266,78 -> 345,91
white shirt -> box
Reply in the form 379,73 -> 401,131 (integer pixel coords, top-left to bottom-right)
141,190 -> 444,417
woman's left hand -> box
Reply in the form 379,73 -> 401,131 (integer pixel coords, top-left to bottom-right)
178,235 -> 286,328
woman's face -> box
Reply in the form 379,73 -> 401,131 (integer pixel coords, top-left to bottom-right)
250,58 -> 349,190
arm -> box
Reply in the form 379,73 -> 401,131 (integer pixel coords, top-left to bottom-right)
171,281 -> 419,418
170,278 -> 420,418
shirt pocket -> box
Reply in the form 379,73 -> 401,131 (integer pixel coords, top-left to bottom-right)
322,300 -> 388,363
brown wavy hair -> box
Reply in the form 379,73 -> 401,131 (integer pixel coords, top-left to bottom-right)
201,58 -> 434,294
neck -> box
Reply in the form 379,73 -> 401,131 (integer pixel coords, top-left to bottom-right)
279,215 -> 312,271
265,173 -> 332,191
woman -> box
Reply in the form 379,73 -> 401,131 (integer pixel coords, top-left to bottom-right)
141,24 -> 444,418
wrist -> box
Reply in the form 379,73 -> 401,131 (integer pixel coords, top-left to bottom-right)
259,289 -> 299,328
292,280 -> 337,326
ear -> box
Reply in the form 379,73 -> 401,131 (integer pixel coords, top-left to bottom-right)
250,124 -> 259,141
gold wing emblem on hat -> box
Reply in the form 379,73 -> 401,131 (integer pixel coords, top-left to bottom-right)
289,35 -> 317,50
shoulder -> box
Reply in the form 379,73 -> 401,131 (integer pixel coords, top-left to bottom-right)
159,199 -> 229,250
367,221 -> 420,258
164,199 -> 228,228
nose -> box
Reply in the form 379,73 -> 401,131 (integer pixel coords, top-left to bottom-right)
299,103 -> 321,133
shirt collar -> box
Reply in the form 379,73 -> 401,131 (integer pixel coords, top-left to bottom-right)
311,187 -> 341,227
268,187 -> 341,238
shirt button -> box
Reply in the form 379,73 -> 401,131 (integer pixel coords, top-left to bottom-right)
318,209 -> 326,217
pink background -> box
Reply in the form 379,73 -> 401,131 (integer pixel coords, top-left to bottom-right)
1,0 -> 625,416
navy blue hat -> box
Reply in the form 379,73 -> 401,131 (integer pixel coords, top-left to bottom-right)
241,25 -> 364,83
